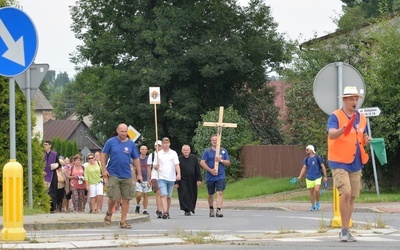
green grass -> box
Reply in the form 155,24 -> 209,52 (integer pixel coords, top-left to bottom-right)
289,191 -> 400,203
198,176 -> 299,200
198,176 -> 400,203
0,206 -> 44,215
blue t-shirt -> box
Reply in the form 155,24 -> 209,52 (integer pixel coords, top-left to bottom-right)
201,147 -> 230,181
326,111 -> 366,172
303,155 -> 324,180
102,137 -> 140,179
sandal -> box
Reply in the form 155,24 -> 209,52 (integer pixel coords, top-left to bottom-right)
119,221 -> 132,229
104,211 -> 112,225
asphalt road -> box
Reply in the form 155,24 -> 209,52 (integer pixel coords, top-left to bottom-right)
26,206 -> 400,249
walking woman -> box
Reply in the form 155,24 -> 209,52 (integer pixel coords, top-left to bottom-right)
68,154 -> 86,213
84,153 -> 104,213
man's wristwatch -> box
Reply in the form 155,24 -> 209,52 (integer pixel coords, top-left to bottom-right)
220,159 -> 224,163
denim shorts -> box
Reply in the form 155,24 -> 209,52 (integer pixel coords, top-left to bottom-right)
206,179 -> 226,195
157,179 -> 175,198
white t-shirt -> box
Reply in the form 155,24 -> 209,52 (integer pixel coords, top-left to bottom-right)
153,149 -> 180,181
147,152 -> 159,180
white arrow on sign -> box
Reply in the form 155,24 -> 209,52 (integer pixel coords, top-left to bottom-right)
0,19 -> 25,66
358,107 -> 381,117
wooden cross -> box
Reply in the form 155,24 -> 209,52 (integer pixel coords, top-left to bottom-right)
203,106 -> 237,172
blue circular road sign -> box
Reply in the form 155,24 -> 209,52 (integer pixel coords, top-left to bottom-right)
0,7 -> 38,77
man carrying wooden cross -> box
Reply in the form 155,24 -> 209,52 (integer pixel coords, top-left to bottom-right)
200,107 -> 237,218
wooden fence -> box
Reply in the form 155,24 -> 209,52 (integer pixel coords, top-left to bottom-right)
240,145 -> 306,178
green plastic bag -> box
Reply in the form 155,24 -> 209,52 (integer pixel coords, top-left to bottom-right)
370,138 -> 387,165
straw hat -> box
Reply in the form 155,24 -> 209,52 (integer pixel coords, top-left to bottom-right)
339,86 -> 364,98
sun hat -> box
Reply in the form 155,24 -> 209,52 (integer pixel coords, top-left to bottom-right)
306,145 -> 315,154
338,86 -> 364,98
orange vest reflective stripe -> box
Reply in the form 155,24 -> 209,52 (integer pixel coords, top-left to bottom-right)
327,110 -> 369,164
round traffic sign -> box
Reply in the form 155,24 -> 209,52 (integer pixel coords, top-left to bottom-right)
313,62 -> 366,115
0,7 -> 38,77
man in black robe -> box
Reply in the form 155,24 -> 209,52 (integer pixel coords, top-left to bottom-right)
176,145 -> 202,216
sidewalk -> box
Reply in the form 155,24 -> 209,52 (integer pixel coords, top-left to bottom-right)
1,197 -> 399,249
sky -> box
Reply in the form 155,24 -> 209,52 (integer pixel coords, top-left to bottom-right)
19,0 -> 343,78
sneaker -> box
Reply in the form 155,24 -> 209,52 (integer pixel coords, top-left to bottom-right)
315,202 -> 321,210
347,232 -> 356,242
156,211 -> 162,218
216,210 -> 223,217
209,209 -> 215,217
135,206 -> 140,214
143,210 -> 149,215
339,230 -> 357,242
310,205 -> 316,211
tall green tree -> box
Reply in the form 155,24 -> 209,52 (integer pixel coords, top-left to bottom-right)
69,0 -> 290,148
358,18 -> 400,190
54,72 -> 70,88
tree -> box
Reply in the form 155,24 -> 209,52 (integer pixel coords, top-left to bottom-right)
282,13 -> 400,190
0,77 -> 50,211
358,18 -> 400,190
69,0 -> 291,149
54,72 -> 70,88
341,0 -> 396,17
338,0 -> 400,31
281,30 -> 365,153
235,84 -> 284,144
0,0 -> 15,7
192,106 -> 255,179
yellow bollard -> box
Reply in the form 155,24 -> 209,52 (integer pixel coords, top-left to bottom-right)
1,159 -> 26,241
331,184 -> 352,228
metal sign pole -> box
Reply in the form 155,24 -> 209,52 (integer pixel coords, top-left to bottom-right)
366,118 -> 380,196
26,68 -> 33,207
9,78 -> 16,159
359,107 -> 381,196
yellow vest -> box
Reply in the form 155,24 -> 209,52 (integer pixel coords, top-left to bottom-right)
327,110 -> 369,164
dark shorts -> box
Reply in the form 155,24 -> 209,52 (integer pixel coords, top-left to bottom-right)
106,176 -> 134,201
66,191 -> 72,200
206,179 -> 226,195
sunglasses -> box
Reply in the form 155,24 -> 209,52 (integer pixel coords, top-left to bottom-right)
88,157 -> 94,160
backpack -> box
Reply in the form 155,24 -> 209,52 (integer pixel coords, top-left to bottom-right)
150,152 -> 155,170
305,155 -> 323,168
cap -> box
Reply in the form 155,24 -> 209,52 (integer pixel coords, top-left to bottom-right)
306,145 -> 315,154
154,140 -> 162,146
162,137 -> 170,142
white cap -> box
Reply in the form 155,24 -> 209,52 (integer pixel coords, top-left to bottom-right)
306,145 -> 315,153
154,140 -> 162,146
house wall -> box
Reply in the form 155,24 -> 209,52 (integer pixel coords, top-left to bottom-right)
68,123 -> 102,152
33,111 -> 44,140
